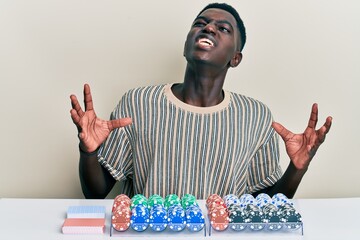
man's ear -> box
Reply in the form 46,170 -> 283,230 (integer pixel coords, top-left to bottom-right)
230,51 -> 242,68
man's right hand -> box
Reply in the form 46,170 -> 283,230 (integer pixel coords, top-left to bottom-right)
70,84 -> 132,153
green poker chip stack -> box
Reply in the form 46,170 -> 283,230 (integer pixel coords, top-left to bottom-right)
181,194 -> 198,209
131,194 -> 148,209
148,194 -> 165,208
164,194 -> 181,209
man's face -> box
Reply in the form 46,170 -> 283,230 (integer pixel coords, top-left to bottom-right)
184,8 -> 241,68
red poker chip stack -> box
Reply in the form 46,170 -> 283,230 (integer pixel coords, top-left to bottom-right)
112,194 -> 131,212
206,194 -> 229,231
111,194 -> 132,232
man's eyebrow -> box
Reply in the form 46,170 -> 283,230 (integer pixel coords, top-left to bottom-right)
193,16 -> 235,31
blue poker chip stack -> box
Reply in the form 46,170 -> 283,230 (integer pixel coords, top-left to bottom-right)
271,193 -> 302,230
255,193 -> 273,208
223,194 -> 241,207
255,193 -> 283,230
130,204 -> 150,232
243,204 -> 266,231
278,203 -> 302,230
227,204 -> 248,231
272,193 -> 294,207
149,204 -> 168,232
239,193 -> 255,208
167,204 -> 186,232
262,203 -> 283,231
223,194 -> 247,231
185,204 -> 205,232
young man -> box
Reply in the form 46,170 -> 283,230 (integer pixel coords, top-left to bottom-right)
70,3 -> 332,199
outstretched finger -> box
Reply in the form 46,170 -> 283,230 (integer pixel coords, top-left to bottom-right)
307,103 -> 319,129
70,94 -> 84,117
317,116 -> 333,140
107,117 -> 133,131
83,84 -> 94,111
70,109 -> 82,132
272,121 -> 293,141
70,109 -> 80,124
323,116 -> 333,134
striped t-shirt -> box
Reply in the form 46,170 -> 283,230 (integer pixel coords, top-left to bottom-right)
98,83 -> 282,199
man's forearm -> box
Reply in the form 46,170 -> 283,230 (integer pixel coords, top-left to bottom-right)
254,162 -> 307,198
79,149 -> 115,199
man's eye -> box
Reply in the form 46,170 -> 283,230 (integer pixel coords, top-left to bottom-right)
193,21 -> 205,27
219,27 -> 230,33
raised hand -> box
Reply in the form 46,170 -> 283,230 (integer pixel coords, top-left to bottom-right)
272,103 -> 332,170
70,84 -> 132,153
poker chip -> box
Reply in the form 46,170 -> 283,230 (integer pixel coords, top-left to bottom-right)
168,204 -> 186,232
165,194 -> 181,209
239,194 -> 255,208
112,205 -> 131,232
131,194 -> 148,209
114,194 -> 131,203
148,194 -> 165,209
206,194 -> 229,231
206,194 -> 226,213
111,192 -> 302,235
278,203 -> 302,230
209,205 -> 229,231
181,194 -> 197,209
149,205 -> 168,232
255,193 -> 272,208
130,204 -> 150,232
206,194 -> 223,208
262,203 -> 283,231
111,194 -> 132,232
113,194 -> 207,233
228,204 -> 247,231
272,193 -> 293,207
112,196 -> 131,212
223,194 -> 240,207
243,204 -> 266,231
185,205 -> 205,232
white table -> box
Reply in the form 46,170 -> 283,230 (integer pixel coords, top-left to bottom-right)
1,198 -> 359,239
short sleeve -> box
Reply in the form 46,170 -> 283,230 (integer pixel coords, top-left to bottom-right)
246,129 -> 283,193
97,94 -> 134,181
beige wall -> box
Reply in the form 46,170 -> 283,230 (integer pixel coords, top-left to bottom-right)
1,0 -> 359,199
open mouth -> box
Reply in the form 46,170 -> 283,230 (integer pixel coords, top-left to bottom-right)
197,38 -> 214,47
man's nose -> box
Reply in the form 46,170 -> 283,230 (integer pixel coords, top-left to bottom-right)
202,23 -> 216,35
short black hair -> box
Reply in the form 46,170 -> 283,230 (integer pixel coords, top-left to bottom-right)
197,3 -> 246,52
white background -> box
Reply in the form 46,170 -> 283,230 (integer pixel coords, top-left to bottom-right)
0,0 -> 359,199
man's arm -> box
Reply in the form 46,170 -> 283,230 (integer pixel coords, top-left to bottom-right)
78,149 -> 116,199
254,103 -> 332,198
253,162 -> 306,198
70,84 -> 132,199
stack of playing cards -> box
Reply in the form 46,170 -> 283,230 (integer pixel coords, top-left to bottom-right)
62,205 -> 106,234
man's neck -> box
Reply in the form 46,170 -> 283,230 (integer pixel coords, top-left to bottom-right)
172,64 -> 228,107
